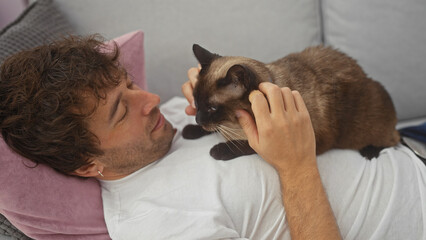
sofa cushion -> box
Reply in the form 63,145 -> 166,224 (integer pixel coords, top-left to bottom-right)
321,0 -> 426,121
0,0 -> 73,63
0,214 -> 30,240
105,31 -> 147,90
0,141 -> 110,240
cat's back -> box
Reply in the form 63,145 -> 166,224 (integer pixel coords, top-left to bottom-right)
299,46 -> 366,79
268,46 -> 368,87
267,46 -> 399,155
280,46 -> 358,67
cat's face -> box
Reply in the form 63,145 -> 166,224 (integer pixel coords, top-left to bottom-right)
193,63 -> 251,133
192,44 -> 261,139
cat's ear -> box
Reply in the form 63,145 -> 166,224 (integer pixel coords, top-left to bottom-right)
193,44 -> 221,68
224,64 -> 255,90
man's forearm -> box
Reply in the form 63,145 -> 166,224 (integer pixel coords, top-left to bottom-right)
279,160 -> 342,240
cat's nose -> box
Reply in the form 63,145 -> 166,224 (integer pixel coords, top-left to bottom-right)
195,113 -> 201,125
195,112 -> 204,125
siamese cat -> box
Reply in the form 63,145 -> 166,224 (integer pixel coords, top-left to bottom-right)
182,44 -> 400,160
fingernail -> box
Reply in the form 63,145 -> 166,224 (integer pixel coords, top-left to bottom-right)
235,110 -> 241,118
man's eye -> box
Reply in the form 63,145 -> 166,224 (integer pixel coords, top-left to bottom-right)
119,106 -> 128,122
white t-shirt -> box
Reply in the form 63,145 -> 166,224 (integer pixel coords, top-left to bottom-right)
100,97 -> 426,240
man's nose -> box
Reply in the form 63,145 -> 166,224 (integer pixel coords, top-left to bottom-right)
136,90 -> 160,115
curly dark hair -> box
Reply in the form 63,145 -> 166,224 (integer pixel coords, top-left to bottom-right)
0,35 -> 126,175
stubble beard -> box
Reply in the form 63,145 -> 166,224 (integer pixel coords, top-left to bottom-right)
101,121 -> 176,175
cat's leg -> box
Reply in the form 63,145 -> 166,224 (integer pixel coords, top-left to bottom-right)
359,145 -> 385,160
182,124 -> 212,139
210,140 -> 256,160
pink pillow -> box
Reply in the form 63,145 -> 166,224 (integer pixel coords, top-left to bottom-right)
105,30 -> 147,90
0,30 -> 146,239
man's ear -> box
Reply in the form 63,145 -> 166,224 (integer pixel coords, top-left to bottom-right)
193,44 -> 221,69
72,161 -> 104,178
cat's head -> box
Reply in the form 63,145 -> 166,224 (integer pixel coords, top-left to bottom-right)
191,44 -> 269,137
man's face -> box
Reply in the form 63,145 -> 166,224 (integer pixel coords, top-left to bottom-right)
87,77 -> 176,177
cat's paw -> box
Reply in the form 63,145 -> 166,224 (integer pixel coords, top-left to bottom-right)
182,124 -> 211,139
210,143 -> 237,160
210,141 -> 256,160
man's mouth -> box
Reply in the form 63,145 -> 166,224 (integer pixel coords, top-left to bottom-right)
152,112 -> 165,132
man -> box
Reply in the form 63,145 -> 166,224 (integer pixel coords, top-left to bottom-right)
1,35 -> 424,239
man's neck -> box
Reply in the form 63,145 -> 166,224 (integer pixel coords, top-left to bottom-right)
96,172 -> 131,181
97,157 -> 164,181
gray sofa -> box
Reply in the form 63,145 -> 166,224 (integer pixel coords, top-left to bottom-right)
1,0 -> 425,239
52,0 -> 426,127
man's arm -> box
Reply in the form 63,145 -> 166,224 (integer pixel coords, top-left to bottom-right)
279,157 -> 341,240
236,83 -> 341,240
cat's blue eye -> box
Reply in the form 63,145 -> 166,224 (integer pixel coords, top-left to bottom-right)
208,106 -> 217,113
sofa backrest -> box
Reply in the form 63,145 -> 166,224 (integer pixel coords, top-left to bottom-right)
53,0 -> 322,102
322,0 -> 426,122
53,0 -> 426,123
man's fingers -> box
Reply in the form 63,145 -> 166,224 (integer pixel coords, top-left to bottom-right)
236,110 -> 259,149
249,90 -> 271,126
185,67 -> 200,109
181,81 -> 195,108
292,90 -> 308,113
258,82 -> 285,116
185,105 -> 197,116
187,67 -> 199,87
281,87 -> 296,113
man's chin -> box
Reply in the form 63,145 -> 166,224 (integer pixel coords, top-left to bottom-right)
159,122 -> 176,152
156,134 -> 174,160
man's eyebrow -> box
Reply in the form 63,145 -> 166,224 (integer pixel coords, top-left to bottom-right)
109,92 -> 123,123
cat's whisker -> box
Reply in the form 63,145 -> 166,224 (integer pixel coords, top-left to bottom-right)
217,125 -> 235,140
220,129 -> 247,149
218,127 -> 246,150
218,126 -> 236,141
217,126 -> 232,142
217,126 -> 233,141
212,127 -> 223,137
219,124 -> 245,135
218,128 -> 239,152
218,125 -> 245,140
217,126 -> 243,153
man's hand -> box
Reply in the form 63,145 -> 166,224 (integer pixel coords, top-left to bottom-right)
236,82 -> 341,240
181,65 -> 201,116
236,82 -> 316,172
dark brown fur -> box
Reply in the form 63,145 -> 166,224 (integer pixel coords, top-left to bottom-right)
183,44 -> 400,160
